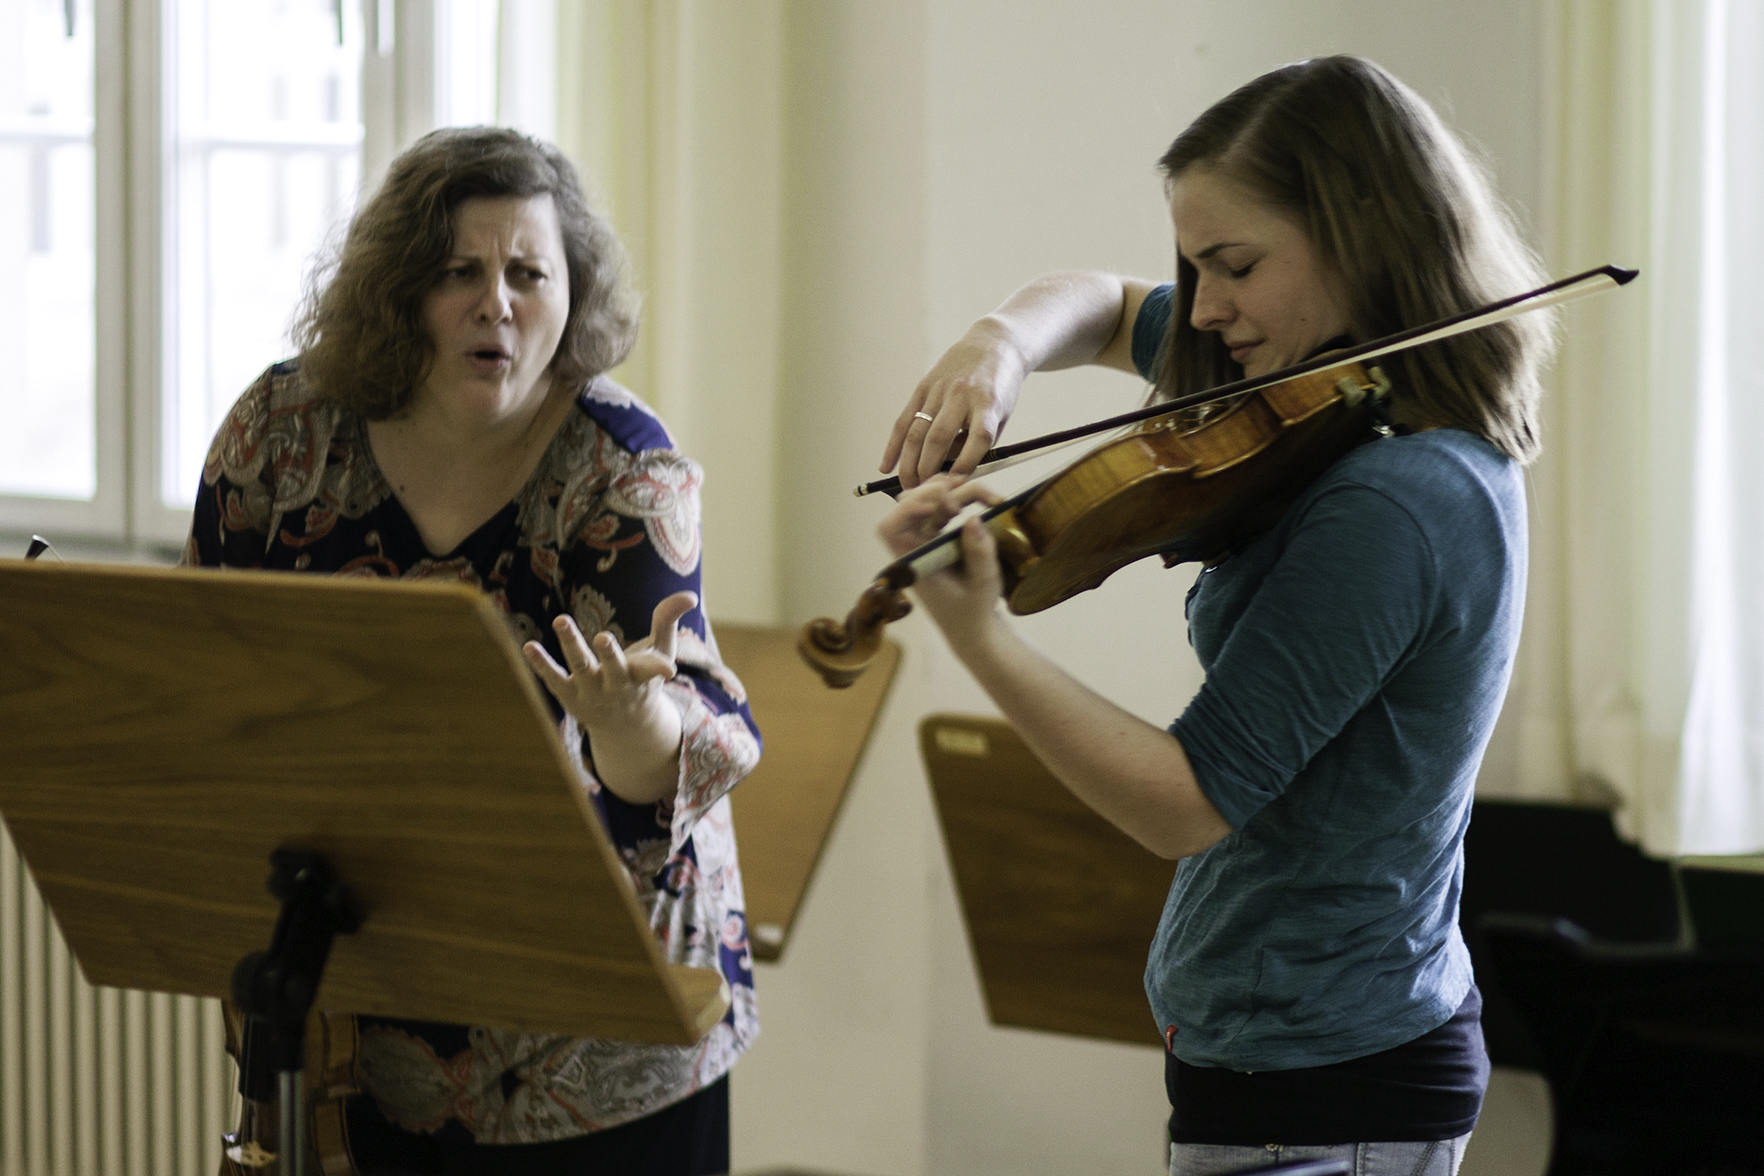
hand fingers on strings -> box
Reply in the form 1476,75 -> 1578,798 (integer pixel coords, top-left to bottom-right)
939,474 -> 1003,512
878,482 -> 950,555
959,510 -> 1000,565
880,474 -> 998,556
946,511 -> 1006,599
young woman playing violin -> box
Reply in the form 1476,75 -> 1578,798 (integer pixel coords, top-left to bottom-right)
876,56 -> 1557,1176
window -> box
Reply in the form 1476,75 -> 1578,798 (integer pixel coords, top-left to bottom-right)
2,0 -> 542,553
162,0 -> 366,519
2,0 -> 102,508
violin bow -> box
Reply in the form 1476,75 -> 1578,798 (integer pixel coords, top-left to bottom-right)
855,263 -> 1637,498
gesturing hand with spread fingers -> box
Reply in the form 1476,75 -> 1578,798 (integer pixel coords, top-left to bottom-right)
522,589 -> 698,804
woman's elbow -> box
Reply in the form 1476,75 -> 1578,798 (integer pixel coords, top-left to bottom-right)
1136,805 -> 1233,861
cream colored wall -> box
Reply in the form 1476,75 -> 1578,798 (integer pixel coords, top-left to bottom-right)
646,2 -> 1557,1172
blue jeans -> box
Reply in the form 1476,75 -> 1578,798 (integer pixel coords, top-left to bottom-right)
1169,1134 -> 1471,1176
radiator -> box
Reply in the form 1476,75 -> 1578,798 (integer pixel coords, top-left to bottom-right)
1,821 -> 233,1176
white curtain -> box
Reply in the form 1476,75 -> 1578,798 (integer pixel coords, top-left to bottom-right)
548,1 -> 787,622
1525,0 -> 1764,855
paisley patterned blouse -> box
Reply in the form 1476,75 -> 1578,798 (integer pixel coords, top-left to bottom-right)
181,361 -> 761,1143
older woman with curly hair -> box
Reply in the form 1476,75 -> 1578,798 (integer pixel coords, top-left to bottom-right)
184,126 -> 760,1175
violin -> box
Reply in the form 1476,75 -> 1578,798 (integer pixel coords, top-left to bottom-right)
799,265 -> 1636,688
219,1006 -> 363,1175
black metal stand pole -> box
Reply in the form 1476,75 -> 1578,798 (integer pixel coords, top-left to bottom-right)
230,848 -> 362,1174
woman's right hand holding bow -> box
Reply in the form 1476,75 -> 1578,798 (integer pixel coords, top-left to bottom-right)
876,272 -> 1155,489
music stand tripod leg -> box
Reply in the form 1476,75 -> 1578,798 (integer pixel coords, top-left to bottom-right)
228,849 -> 363,1173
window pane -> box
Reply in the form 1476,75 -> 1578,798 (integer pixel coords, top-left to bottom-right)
0,0 -> 96,500
165,0 -> 363,508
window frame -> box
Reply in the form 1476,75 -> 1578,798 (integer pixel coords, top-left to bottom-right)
0,0 -> 127,547
2,0 -> 530,559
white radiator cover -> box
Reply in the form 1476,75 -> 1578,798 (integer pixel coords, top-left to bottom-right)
2,821 -> 234,1176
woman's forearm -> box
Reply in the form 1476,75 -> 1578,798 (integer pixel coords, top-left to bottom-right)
944,611 -> 1230,861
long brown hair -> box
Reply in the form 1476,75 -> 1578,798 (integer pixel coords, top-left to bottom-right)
1152,56 -> 1555,463
292,126 -> 638,418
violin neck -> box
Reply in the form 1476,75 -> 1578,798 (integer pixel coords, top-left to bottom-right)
880,493 -> 1029,589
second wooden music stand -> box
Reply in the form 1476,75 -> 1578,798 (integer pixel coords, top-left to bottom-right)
920,712 -> 1173,1048
716,623 -> 899,961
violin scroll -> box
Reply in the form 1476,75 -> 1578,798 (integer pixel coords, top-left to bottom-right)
798,579 -> 912,688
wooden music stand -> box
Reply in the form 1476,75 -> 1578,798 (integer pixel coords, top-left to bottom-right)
716,624 -> 899,961
920,713 -> 1172,1048
0,560 -> 729,1046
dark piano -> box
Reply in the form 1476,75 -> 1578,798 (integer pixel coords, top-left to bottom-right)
1462,799 -> 1764,1175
